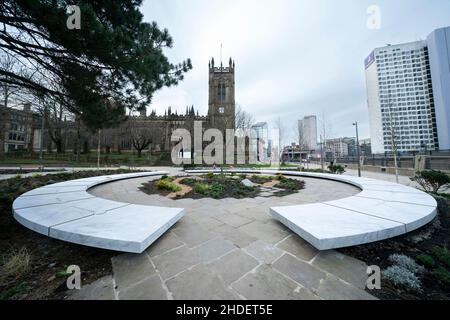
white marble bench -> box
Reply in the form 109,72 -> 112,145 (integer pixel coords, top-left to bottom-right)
13,172 -> 184,253
186,169 -> 437,250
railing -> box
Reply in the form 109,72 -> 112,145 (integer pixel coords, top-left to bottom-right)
329,155 -> 450,171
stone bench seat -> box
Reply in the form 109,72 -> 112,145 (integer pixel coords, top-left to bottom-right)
186,169 -> 437,250
13,171 -> 184,253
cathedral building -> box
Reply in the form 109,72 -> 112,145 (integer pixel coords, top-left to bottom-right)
2,58 -> 238,159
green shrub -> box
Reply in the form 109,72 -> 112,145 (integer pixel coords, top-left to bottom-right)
410,170 -> 450,193
206,172 -> 215,179
275,173 -> 285,181
179,178 -> 197,185
209,183 -> 225,199
388,254 -> 424,274
194,183 -> 211,194
328,164 -> 345,175
431,246 -> 450,268
383,265 -> 422,292
155,179 -> 181,192
416,254 -> 435,269
432,267 -> 450,285
277,178 -> 305,191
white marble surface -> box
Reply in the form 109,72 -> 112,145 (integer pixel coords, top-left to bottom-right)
49,205 -> 184,253
12,171 -> 185,253
187,169 -> 438,250
270,204 -> 406,250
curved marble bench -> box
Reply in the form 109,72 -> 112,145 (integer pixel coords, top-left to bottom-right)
186,169 -> 437,250
12,172 -> 184,253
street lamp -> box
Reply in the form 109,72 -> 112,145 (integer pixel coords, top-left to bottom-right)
353,121 -> 361,177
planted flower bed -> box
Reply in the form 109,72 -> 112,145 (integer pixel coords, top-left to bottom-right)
139,173 -> 305,200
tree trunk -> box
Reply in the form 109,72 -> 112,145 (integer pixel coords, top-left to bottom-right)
137,149 -> 142,158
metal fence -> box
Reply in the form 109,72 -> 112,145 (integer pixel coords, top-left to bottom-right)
334,155 -> 450,171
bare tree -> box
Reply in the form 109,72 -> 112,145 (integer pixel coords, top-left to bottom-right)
385,97 -> 400,183
235,104 -> 255,132
35,96 -> 73,154
127,115 -> 153,158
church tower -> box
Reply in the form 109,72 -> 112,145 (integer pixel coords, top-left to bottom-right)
208,57 -> 236,132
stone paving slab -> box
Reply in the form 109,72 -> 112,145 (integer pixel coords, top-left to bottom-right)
208,250 -> 259,285
243,240 -> 284,264
171,222 -> 216,248
66,276 -> 115,300
112,253 -> 156,289
239,221 -> 289,245
317,275 -> 377,300
311,251 -> 368,289
191,238 -> 236,263
146,231 -> 184,258
166,264 -> 238,300
231,265 -> 320,300
272,254 -> 326,292
118,275 -> 168,300
216,213 -> 252,228
152,245 -> 201,280
276,235 -> 318,262
212,224 -> 258,248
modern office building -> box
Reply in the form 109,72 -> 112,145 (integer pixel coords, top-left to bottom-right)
298,115 -> 318,151
365,26 -> 450,154
251,122 -> 269,162
427,27 -> 450,151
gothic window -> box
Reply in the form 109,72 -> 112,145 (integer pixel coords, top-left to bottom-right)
217,84 -> 226,102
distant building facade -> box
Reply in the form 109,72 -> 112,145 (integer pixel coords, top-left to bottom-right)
365,26 -> 450,154
251,122 -> 269,162
0,103 -> 37,153
298,115 -> 317,151
1,58 -> 241,162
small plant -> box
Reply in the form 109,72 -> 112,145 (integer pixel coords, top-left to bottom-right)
0,281 -> 30,300
388,254 -> 424,274
206,172 -> 215,179
383,265 -> 422,292
432,267 -> 450,285
155,179 -> 182,192
410,170 -> 450,194
0,247 -> 31,283
431,246 -> 450,268
416,254 -> 435,269
275,173 -> 285,181
194,183 -> 211,195
209,183 -> 225,199
328,164 -> 345,175
277,179 -> 304,191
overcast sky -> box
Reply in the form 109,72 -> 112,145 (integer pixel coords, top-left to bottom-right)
142,0 -> 450,140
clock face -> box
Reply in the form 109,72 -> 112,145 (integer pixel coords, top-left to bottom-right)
219,107 -> 225,114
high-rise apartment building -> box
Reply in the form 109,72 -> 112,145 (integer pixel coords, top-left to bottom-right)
427,27 -> 450,151
365,26 -> 450,154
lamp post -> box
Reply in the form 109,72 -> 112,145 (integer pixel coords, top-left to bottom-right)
353,121 -> 361,177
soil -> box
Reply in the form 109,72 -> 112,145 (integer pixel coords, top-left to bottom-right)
0,168 -> 65,175
340,196 -> 450,300
0,170 -> 141,300
139,174 -> 305,200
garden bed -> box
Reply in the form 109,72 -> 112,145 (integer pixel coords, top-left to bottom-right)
0,169 -> 141,300
139,173 -> 305,200
340,196 -> 450,300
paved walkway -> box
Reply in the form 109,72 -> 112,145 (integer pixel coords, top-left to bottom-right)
67,174 -> 376,300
